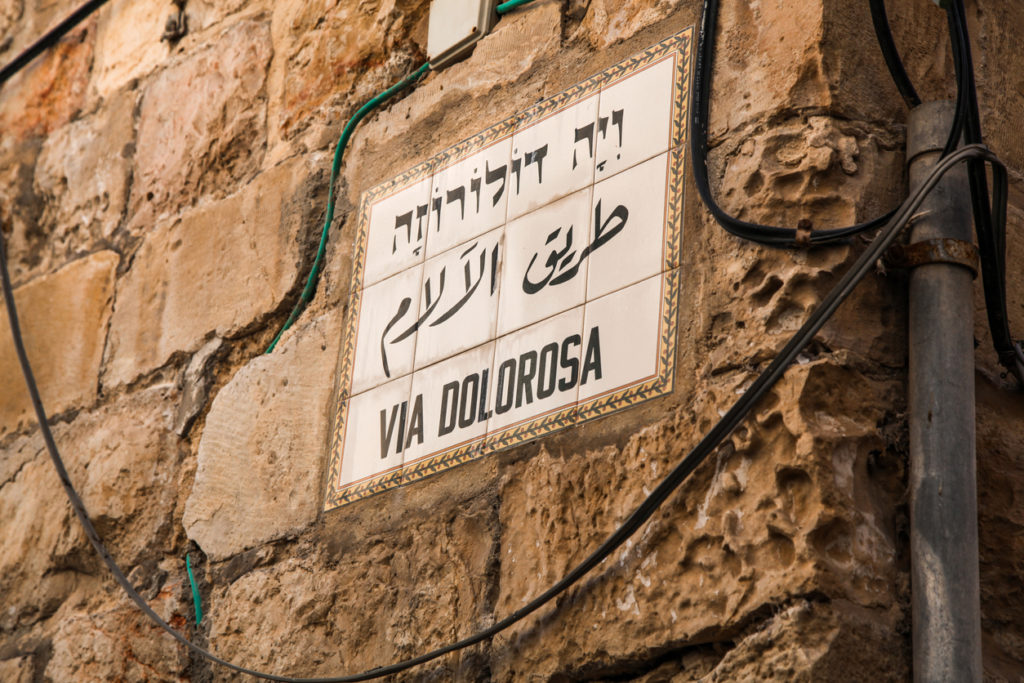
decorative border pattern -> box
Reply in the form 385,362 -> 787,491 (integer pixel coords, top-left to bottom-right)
324,26 -> 693,511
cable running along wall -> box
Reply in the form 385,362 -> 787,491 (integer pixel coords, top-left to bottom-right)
0,0 -> 1018,680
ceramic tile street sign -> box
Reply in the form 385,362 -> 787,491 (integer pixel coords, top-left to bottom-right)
325,28 -> 693,510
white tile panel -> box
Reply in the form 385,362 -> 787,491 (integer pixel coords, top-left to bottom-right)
497,187 -> 592,337
414,227 -> 503,369
578,272 -> 664,404
595,56 -> 675,181
507,94 -> 599,220
585,151 -> 670,301
426,137 -> 512,258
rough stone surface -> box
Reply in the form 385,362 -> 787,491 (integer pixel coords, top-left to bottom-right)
575,0 -> 684,49
174,335 -> 224,437
103,156 -> 313,388
490,361 -> 904,680
206,498 -> 498,681
44,592 -> 190,682
0,22 -> 92,142
183,312 -> 339,561
0,251 -> 118,437
130,19 -> 271,224
34,87 -> 135,257
0,384 -> 180,632
88,0 -> 175,102
269,0 -> 428,147
1,0 -> 1023,680
0,655 -> 32,683
703,600 -> 907,682
976,379 -> 1024,679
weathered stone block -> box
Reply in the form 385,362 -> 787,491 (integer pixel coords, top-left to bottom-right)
89,0 -> 173,102
131,19 -> 270,223
183,311 -> 339,561
269,0 -> 428,144
575,0 -> 684,49
0,250 -> 118,437
45,594 -> 190,681
490,361 -> 902,680
206,498 -> 497,680
0,23 -> 92,142
0,655 -> 33,683
34,86 -> 135,246
89,0 -> 256,103
0,1 -> 23,57
704,600 -> 906,681
0,384 -> 181,630
103,156 -> 312,388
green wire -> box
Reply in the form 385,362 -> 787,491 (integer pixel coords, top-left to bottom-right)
185,553 -> 203,625
266,61 -> 432,353
496,0 -> 536,13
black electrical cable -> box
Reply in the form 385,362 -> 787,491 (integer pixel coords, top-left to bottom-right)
945,0 -> 1023,381
0,0 -> 110,87
868,0 -> 922,108
691,0 -> 899,247
1,145 -> 1003,682
0,0 -> 1017,677
940,1 -> 968,158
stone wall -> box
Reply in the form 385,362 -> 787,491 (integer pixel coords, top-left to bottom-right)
0,0 -> 1021,680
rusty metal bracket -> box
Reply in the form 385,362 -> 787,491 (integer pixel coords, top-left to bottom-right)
885,238 -> 980,278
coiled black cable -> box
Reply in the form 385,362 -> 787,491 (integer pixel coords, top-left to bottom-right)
691,0 -> 899,247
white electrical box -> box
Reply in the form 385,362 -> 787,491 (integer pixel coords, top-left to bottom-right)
427,0 -> 497,69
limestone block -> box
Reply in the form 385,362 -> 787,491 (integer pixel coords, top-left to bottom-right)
205,502 -> 497,679
45,594 -> 189,682
712,117 -> 902,231
59,383 -> 182,564
89,0 -> 173,101
131,19 -> 270,222
0,384 -> 180,630
575,0 -> 684,49
0,452 -> 85,631
0,22 -> 91,142
183,311 -> 339,561
269,0 -> 428,143
706,0 -> 831,138
0,1 -> 22,56
704,600 -> 906,681
35,87 -> 135,246
0,250 -> 118,437
976,2 -> 1024,174
0,655 -> 33,683
490,361 -> 902,679
89,0 -> 256,102
104,156 -> 311,388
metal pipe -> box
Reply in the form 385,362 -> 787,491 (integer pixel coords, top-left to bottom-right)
907,100 -> 982,682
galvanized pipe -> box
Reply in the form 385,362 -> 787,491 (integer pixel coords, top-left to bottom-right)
907,100 -> 982,682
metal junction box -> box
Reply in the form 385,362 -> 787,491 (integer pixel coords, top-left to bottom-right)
427,0 -> 497,69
